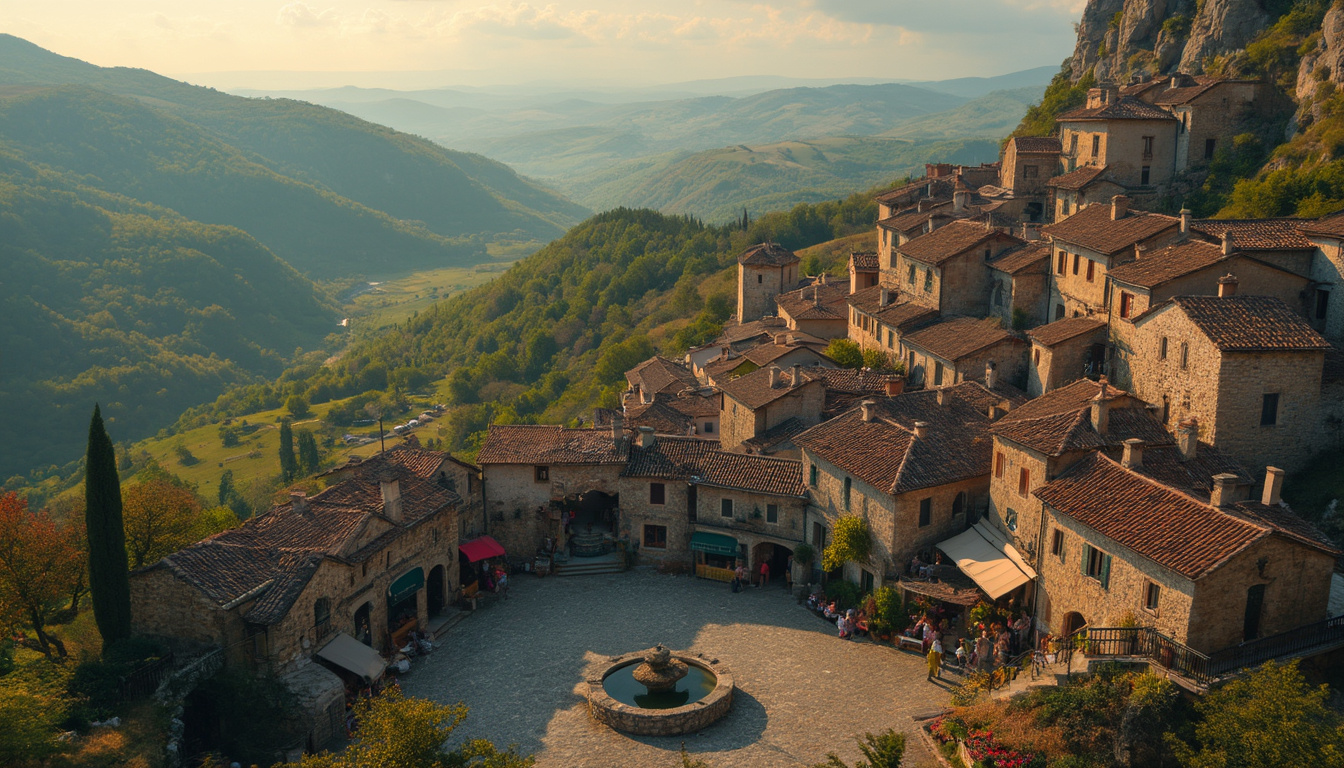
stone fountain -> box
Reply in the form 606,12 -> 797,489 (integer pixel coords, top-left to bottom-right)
630,645 -> 688,693
586,646 -> 734,736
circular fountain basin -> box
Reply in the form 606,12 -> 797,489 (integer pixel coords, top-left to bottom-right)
586,649 -> 734,736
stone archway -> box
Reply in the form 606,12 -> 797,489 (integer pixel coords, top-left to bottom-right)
1062,611 -> 1087,636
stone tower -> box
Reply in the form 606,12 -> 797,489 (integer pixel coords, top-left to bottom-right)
737,243 -> 800,323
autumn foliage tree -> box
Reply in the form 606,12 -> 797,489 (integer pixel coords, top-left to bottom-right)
0,493 -> 85,658
122,480 -> 205,570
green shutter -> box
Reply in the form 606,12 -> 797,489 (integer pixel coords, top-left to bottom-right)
1059,534 -> 1066,565
1081,544 -> 1089,575
1100,553 -> 1112,590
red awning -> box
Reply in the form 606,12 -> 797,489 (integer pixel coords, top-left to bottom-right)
459,535 -> 506,563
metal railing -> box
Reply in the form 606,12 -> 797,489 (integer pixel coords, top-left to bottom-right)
117,651 -> 176,702
1207,614 -> 1344,677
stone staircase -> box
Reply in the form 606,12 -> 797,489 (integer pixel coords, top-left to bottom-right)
553,552 -> 624,576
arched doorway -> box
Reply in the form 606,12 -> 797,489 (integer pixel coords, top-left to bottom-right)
1062,611 -> 1087,636
427,565 -> 446,616
751,542 -> 792,587
353,602 -> 372,646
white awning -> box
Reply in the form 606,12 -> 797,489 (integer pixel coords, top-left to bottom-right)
316,632 -> 386,682
936,520 -> 1037,601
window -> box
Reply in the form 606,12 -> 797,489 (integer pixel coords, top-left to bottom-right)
907,263 -> 917,285
766,504 -> 779,523
704,421 -> 715,434
1205,138 -> 1216,160
1005,508 -> 1019,531
757,274 -> 763,284
721,498 -> 734,518
813,521 -> 826,548
1159,337 -> 1168,360
644,525 -> 667,549
919,498 -> 932,527
1050,528 -> 1065,558
1033,349 -> 1041,365
1091,134 -> 1100,158
1142,135 -> 1154,159
886,329 -> 894,348
908,351 -> 916,371
933,361 -> 944,386
1316,289 -> 1331,321
1085,259 -> 1095,282
1141,166 -> 1151,185
1119,291 -> 1133,319
650,482 -> 666,505
923,268 -> 933,293
1070,133 -> 1078,154
1261,393 -> 1280,426
843,477 -> 852,510
952,492 -> 966,518
1083,543 -> 1111,588
1017,467 -> 1030,497
809,464 -> 818,487
314,597 -> 331,629
1055,304 -> 1065,321
534,466 -> 549,483
1056,251 -> 1066,274
861,569 -> 875,593
1144,581 -> 1161,612
1072,253 -> 1081,275
994,451 -> 1005,478
984,247 -> 992,260
1179,342 -> 1189,369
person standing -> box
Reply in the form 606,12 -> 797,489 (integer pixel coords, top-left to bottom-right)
758,560 -> 770,588
975,630 -> 994,672
784,554 -> 794,592
926,637 -> 944,681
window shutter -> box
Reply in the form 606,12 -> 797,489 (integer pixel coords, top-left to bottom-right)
1080,545 -> 1089,575
1100,553 -> 1112,590
1060,536 -> 1066,565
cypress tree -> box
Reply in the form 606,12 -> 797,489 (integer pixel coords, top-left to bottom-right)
297,429 -> 319,476
278,420 -> 297,482
218,469 -> 235,507
85,404 -> 131,644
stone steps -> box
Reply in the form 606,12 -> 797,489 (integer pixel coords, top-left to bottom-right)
553,557 -> 624,577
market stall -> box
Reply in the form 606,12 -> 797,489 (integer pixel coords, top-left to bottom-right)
690,531 -> 739,581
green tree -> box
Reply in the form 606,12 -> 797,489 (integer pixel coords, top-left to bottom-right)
218,469 -> 236,507
860,348 -> 903,373
278,420 -> 297,482
285,393 -> 311,419
297,429 -> 320,476
84,404 -> 131,645
298,689 -> 533,768
1169,660 -> 1344,768
824,338 -> 864,369
813,730 -> 906,768
822,515 -> 872,572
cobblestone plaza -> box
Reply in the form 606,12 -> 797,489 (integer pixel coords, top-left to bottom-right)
403,571 -> 947,767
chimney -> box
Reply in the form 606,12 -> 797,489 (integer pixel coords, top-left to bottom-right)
1176,418 -> 1198,462
1087,85 -> 1119,109
985,214 -> 994,232
290,491 -> 309,514
1218,272 -> 1238,297
640,386 -> 652,405
1210,473 -> 1239,508
913,420 -> 929,438
1090,376 -> 1111,434
1221,231 -> 1236,256
637,426 -> 656,449
791,363 -> 802,387
925,218 -> 935,234
860,400 -> 877,422
936,387 -> 948,406
612,411 -> 625,450
1261,467 -> 1286,506
989,404 -> 1008,420
985,361 -> 997,390
1180,208 -> 1192,235
1111,195 -> 1130,221
380,473 -> 403,522
954,190 -> 969,214
1170,75 -> 1180,90
1121,438 -> 1144,469
884,376 -> 905,397
880,288 -> 891,307
926,181 -> 934,197
768,366 -> 781,388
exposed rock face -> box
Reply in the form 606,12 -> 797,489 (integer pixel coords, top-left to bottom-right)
1179,0 -> 1271,73
1295,2 -> 1344,127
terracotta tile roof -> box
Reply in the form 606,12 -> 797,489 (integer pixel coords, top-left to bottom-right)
902,316 -> 1021,361
1057,96 -> 1176,122
720,365 -> 822,410
800,366 -> 904,394
626,355 -> 698,396
147,462 -> 455,625
846,286 -> 940,329
666,388 -> 721,417
794,383 -> 995,494
898,221 -> 1020,266
623,436 -> 806,497
988,242 -> 1051,275
776,280 -> 849,321
850,251 -> 880,271
1230,502 -> 1340,555
716,317 -> 787,344
1035,452 -> 1266,579
1011,136 -> 1062,154
1027,317 -> 1107,347
1042,202 -> 1179,255
878,209 -> 953,234
476,425 -> 628,465
1191,218 -> 1314,250
738,242 -> 799,266
1131,443 -> 1253,503
1299,212 -> 1344,239
742,341 -> 830,368
740,417 -> 808,453
1045,164 -> 1115,191
993,378 -> 1171,457
625,398 -> 694,436
1160,295 -> 1331,352
1151,77 -> 1256,106
875,178 -> 954,205
1108,239 -> 1226,288
375,445 -> 448,479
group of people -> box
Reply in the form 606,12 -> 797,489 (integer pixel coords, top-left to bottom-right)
904,608 -> 1034,682
730,559 -> 791,592
805,590 -> 872,640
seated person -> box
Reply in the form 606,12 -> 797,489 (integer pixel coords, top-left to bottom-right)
823,601 -> 840,620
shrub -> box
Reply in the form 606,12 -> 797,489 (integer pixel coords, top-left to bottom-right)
813,729 -> 906,768
825,580 -> 863,611
822,515 -> 871,572
793,542 -> 815,566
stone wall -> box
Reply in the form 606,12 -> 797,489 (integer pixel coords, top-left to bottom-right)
739,263 -> 797,323
1059,119 -> 1178,189
894,252 -> 942,310
1173,82 -> 1267,172
987,438 -> 1055,564
483,463 -> 624,554
1030,329 -> 1106,396
130,568 -> 247,659
804,449 -> 898,581
1002,144 -> 1058,196
893,476 -> 983,569
720,380 -> 825,452
1308,235 -> 1344,342
1214,352 -> 1325,476
619,476 -> 693,565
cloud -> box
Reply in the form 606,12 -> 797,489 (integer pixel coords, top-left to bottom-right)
810,0 -> 1074,36
277,3 -> 340,28
443,3 -> 591,40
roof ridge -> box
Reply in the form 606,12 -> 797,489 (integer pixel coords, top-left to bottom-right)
1093,452 -> 1269,536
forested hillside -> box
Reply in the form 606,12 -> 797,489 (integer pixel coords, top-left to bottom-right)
0,149 -> 340,483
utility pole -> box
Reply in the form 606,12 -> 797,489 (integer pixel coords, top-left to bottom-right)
379,416 -> 386,455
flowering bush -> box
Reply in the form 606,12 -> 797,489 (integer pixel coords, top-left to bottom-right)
963,729 -> 1042,768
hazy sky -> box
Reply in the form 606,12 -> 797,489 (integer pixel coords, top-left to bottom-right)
5,1 -> 1084,89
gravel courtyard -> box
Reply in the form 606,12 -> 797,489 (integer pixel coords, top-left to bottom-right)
402,569 -> 950,768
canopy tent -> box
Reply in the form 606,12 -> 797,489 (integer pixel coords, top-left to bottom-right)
900,577 -> 983,606
690,531 -> 739,557
388,567 -> 424,604
316,632 -> 386,682
459,535 -> 507,563
936,520 -> 1037,601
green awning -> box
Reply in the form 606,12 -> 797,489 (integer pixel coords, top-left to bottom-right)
690,532 -> 738,557
388,567 -> 424,603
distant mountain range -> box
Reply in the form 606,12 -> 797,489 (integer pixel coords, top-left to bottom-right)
238,68 -> 1054,220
